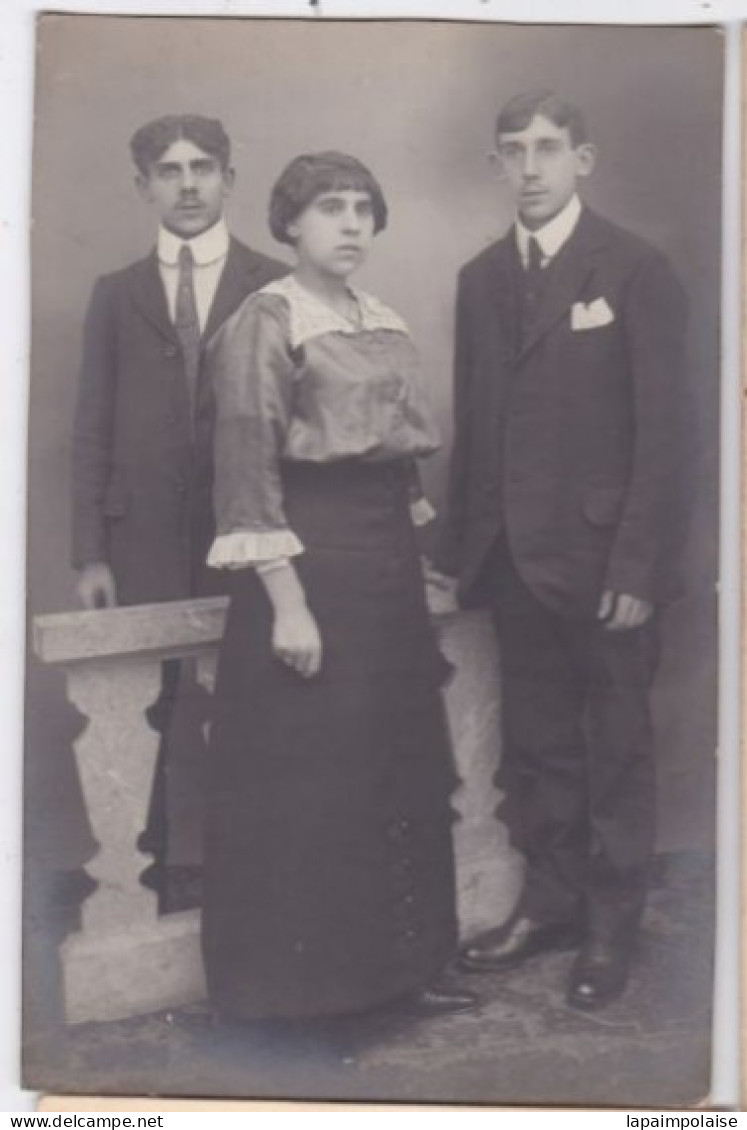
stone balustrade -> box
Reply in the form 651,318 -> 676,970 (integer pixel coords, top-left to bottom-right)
32,598 -> 521,1025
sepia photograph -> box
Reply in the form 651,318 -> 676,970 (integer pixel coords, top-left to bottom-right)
23,15 -> 723,1106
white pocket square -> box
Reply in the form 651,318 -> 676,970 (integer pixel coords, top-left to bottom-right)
570,297 -> 615,331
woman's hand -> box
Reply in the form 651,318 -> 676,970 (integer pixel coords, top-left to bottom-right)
255,560 -> 323,677
272,605 -> 323,678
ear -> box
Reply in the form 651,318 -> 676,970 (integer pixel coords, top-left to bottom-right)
134,173 -> 152,203
575,142 -> 597,178
222,166 -> 236,196
487,149 -> 509,181
286,219 -> 300,242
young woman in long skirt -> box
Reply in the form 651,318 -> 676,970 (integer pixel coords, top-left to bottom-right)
202,152 -> 475,1023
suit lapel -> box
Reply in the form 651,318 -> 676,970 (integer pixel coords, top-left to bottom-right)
516,208 -> 608,363
127,240 -> 267,345
203,239 -> 262,342
482,236 -> 521,364
127,251 -> 177,343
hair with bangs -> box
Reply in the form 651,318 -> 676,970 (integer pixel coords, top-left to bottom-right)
495,90 -> 589,148
269,151 -> 388,245
130,114 -> 232,175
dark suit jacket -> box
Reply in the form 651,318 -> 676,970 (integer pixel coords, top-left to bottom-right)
436,207 -> 691,618
72,237 -> 287,605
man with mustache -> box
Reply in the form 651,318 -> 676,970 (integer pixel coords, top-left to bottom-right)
436,91 -> 691,1008
71,115 -> 285,907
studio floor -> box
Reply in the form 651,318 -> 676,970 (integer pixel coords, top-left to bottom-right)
22,851 -> 714,1109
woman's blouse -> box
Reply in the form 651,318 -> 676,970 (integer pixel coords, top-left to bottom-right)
207,275 -> 440,569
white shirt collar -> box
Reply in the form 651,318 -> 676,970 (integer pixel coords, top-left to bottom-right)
261,275 -> 410,349
157,218 -> 230,267
515,194 -> 582,266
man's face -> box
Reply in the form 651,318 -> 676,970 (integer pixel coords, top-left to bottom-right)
136,138 -> 234,238
494,114 -> 595,230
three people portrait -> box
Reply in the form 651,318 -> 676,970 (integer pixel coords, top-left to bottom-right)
26,17 -> 720,1107
71,90 -> 691,1022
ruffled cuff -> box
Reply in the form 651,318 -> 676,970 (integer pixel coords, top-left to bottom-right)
207,528 -> 304,570
410,497 -> 437,527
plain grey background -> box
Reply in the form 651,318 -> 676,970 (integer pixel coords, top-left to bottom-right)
26,17 -> 722,876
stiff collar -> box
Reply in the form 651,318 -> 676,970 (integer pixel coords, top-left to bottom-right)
515,194 -> 582,266
157,218 -> 230,267
261,274 -> 410,349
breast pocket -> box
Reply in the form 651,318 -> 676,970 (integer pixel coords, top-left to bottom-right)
568,317 -> 620,349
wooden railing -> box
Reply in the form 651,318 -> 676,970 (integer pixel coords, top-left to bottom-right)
33,599 -> 521,1024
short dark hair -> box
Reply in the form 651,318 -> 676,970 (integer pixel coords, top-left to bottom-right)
130,115 -> 231,175
268,151 -> 388,246
495,91 -> 588,147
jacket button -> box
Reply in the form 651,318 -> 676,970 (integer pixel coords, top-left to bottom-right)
164,345 -> 178,358
175,479 -> 187,493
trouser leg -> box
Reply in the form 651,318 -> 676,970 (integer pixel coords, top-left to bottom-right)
140,657 -> 207,911
582,616 -> 660,943
163,656 -> 210,869
140,659 -> 181,863
490,548 -> 588,925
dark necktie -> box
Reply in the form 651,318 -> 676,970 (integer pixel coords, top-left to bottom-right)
174,244 -> 200,420
521,235 -> 544,339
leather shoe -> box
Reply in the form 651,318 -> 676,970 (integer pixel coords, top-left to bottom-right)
401,980 -> 480,1016
567,940 -> 632,1010
458,916 -> 582,972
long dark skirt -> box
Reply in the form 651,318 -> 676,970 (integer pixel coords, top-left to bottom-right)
201,460 -> 459,1019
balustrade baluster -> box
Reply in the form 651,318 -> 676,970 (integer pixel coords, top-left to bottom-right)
439,611 -> 523,939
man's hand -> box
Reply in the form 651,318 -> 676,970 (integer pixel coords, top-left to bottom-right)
421,556 -> 459,617
598,590 -> 653,631
77,563 -> 117,610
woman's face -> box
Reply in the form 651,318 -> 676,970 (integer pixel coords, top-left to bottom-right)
287,188 -> 376,278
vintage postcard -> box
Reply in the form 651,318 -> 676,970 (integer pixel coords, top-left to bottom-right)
23,14 -> 724,1107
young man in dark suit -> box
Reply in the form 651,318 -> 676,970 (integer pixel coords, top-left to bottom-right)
72,115 -> 286,906
436,91 -> 690,1008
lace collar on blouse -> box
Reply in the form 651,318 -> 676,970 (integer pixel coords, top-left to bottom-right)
261,274 -> 410,349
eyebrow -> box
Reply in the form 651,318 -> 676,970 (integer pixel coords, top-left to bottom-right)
498,134 -> 563,144
153,156 -> 219,172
